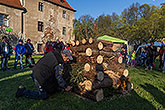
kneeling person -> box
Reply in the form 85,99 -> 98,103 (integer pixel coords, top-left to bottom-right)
16,49 -> 73,99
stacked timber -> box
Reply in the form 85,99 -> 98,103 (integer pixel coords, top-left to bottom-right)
71,38 -> 132,102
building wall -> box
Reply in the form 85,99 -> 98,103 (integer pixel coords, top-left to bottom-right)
0,5 -> 22,34
24,0 -> 75,52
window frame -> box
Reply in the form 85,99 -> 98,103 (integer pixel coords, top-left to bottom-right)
38,2 -> 44,12
62,27 -> 66,35
38,21 -> 43,32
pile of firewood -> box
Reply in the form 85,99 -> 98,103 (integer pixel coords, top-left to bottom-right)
71,38 -> 133,102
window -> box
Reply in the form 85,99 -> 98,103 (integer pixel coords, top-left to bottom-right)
63,10 -> 66,18
0,14 -> 9,26
37,44 -> 43,52
38,21 -> 43,32
38,2 -> 43,11
63,27 -> 66,35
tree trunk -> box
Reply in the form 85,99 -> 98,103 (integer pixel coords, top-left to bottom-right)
82,39 -> 87,45
76,40 -> 80,46
97,71 -> 104,81
97,55 -> 104,64
89,38 -> 93,44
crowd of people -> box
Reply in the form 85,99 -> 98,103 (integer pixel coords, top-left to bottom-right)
119,41 -> 165,72
0,36 -> 164,100
0,36 -> 34,71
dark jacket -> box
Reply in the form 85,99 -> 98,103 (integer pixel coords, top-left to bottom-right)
25,43 -> 34,55
33,50 -> 66,94
0,42 -> 12,56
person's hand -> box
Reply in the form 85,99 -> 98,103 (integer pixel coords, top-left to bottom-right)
65,86 -> 72,92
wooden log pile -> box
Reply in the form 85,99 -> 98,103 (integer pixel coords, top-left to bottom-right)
71,38 -> 132,102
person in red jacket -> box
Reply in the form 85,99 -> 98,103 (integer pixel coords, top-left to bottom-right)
44,41 -> 54,55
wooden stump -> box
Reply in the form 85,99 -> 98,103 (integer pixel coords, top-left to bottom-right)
86,48 -> 93,56
97,71 -> 104,81
123,69 -> 129,77
82,39 -> 87,44
72,41 -> 75,47
89,38 -> 93,44
118,56 -> 123,64
84,63 -> 91,72
98,42 -> 103,50
97,55 -> 104,64
76,40 -> 80,46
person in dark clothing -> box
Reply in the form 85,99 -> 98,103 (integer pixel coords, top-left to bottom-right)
159,44 -> 164,70
54,40 -> 63,53
16,49 -> 73,100
24,39 -> 34,67
0,36 -> 12,71
146,43 -> 154,70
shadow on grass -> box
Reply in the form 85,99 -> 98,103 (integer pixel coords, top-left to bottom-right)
140,83 -> 165,108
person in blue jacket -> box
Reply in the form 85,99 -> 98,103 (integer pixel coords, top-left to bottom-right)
14,40 -> 26,69
0,36 -> 12,71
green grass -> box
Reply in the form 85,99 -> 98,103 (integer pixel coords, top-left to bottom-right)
0,55 -> 164,110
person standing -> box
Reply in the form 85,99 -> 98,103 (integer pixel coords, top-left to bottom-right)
159,44 -> 164,71
131,50 -> 136,67
24,39 -> 34,66
0,36 -> 12,71
14,40 -> 26,69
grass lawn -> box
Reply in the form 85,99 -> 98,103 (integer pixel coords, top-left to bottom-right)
0,55 -> 164,110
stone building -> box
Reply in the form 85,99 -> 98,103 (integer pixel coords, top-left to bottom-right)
0,0 -> 76,53
0,0 -> 23,35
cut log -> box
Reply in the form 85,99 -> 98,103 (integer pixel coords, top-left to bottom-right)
102,63 -> 108,70
82,39 -> 87,44
86,48 -> 92,56
118,56 -> 123,64
97,71 -> 104,81
100,51 -> 116,57
83,80 -> 93,91
97,55 -> 104,64
73,88 -> 104,102
84,63 -> 91,72
97,40 -> 113,46
72,44 -> 98,52
72,41 -> 75,47
76,40 -> 80,46
89,38 -> 93,44
103,46 -> 112,52
112,44 -> 122,52
123,69 -> 129,77
84,63 -> 96,72
94,89 -> 104,102
98,42 -> 104,50
93,77 -> 113,89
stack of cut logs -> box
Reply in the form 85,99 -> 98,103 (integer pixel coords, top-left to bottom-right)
71,38 -> 132,102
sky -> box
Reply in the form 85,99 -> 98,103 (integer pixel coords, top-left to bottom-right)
68,0 -> 164,19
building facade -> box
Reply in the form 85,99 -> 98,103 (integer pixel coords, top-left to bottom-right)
0,0 -> 23,35
0,0 -> 76,52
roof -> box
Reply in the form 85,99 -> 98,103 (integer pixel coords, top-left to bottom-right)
97,35 -> 128,43
0,0 -> 23,10
45,0 -> 76,12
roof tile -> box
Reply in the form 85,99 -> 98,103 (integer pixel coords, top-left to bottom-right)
0,0 -> 23,9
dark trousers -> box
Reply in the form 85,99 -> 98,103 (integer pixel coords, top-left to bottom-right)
159,59 -> 163,69
25,54 -> 32,65
1,56 -> 9,71
23,74 -> 48,100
